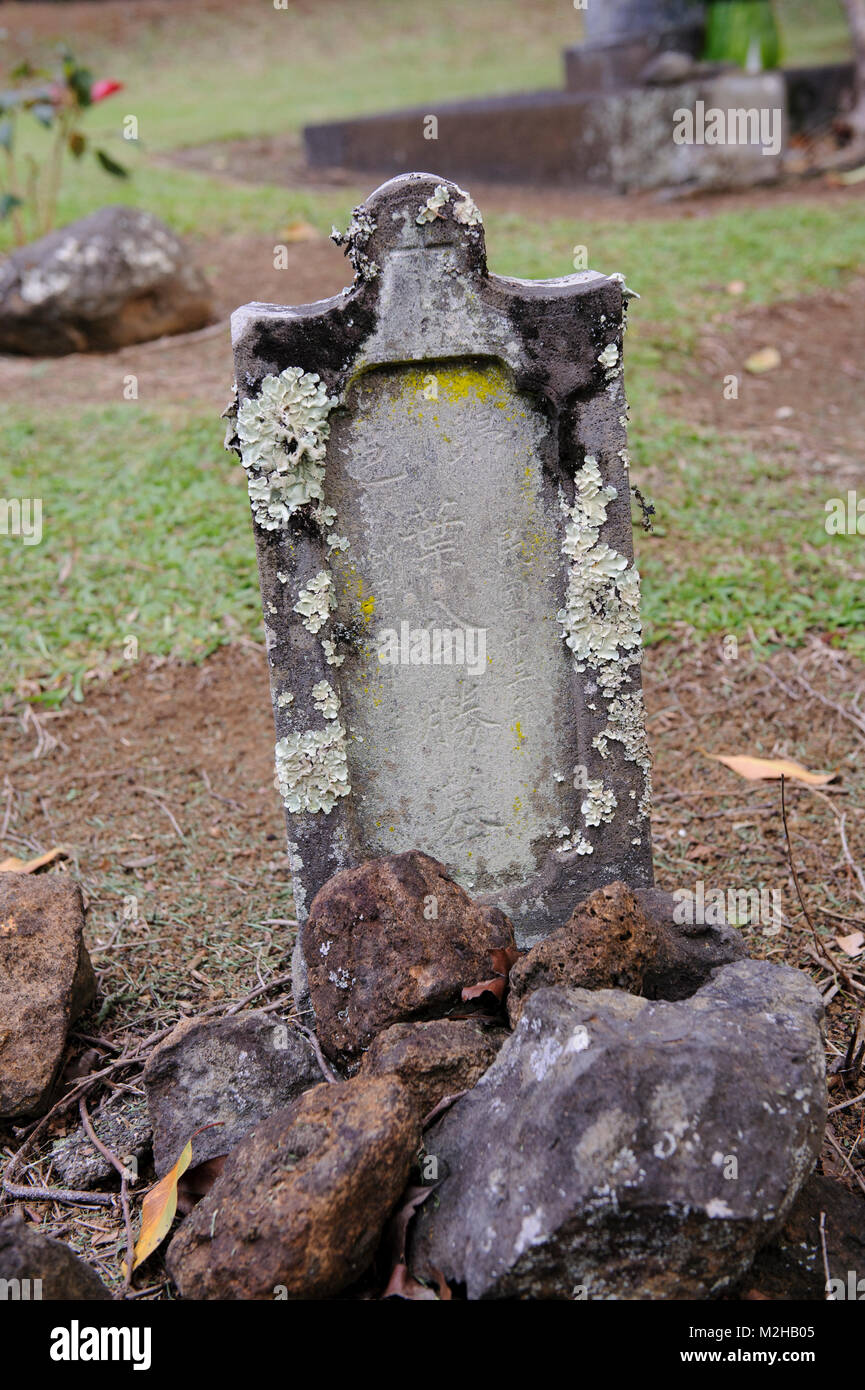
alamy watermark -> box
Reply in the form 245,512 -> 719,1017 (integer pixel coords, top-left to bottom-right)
673,880 -> 782,933
673,102 -> 783,157
0,497 -> 42,545
825,490 -> 865,535
376,622 -> 487,677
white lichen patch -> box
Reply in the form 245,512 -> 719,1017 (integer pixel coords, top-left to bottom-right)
312,679 -> 340,720
453,187 -> 483,226
332,206 -> 379,281
294,570 -> 333,634
321,637 -> 344,668
277,691 -> 294,709
598,343 -> 621,382
275,724 -> 350,815
416,184 -> 450,224
557,458 -> 641,670
581,779 -> 617,827
236,367 -> 338,530
326,533 -> 349,552
556,452 -> 651,825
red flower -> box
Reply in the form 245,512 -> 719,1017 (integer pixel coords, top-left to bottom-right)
90,79 -> 123,103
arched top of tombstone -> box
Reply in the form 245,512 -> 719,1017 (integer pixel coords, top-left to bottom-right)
232,172 -> 615,413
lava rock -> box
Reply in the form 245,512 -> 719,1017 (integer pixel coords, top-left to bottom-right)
507,881 -> 658,1024
635,885 -> 748,1000
0,206 -> 212,355
411,959 -> 826,1300
50,1094 -> 151,1189
747,1173 -> 865,1300
167,1075 -> 419,1300
301,851 -> 516,1064
143,1011 -> 321,1175
507,882 -> 747,1024
359,1018 -> 507,1117
0,872 -> 96,1117
0,1213 -> 112,1300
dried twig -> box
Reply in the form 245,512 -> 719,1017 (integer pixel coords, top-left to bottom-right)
839,814 -> 865,904
78,1096 -> 136,1291
819,1211 -> 833,1299
296,1025 -> 338,1083
780,776 -> 860,995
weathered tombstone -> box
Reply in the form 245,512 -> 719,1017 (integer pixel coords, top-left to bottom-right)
567,0 -> 707,93
227,173 -> 652,947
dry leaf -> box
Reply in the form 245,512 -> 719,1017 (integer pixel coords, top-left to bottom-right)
461,946 -> 520,1003
123,1138 -> 193,1275
699,750 -> 838,785
836,931 -> 865,958
745,346 -> 781,374
279,220 -> 319,243
0,846 -> 68,874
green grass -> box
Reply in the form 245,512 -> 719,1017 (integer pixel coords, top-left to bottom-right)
0,407 -> 260,702
631,417 -> 865,657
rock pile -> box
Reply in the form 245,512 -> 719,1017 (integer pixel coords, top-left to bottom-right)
0,851 -> 831,1301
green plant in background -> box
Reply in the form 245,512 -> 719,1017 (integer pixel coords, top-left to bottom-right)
704,1 -> 782,70
0,47 -> 127,245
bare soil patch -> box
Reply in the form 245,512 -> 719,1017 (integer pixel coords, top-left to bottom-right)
680,276 -> 865,483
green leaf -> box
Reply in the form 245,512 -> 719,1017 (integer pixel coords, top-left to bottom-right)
0,193 -> 23,221
94,148 -> 129,179
68,67 -> 94,108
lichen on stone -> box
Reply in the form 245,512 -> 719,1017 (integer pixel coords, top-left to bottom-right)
556,451 -> 652,824
236,367 -> 338,530
453,186 -> 483,227
598,343 -> 621,381
294,570 -> 333,634
275,723 -> 350,815
416,184 -> 450,224
312,679 -> 340,720
581,779 -> 617,827
332,206 -> 378,281
321,637 -> 345,668
557,457 -> 641,670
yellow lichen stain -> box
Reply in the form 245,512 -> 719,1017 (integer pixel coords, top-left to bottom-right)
512,721 -> 526,752
393,362 -> 514,412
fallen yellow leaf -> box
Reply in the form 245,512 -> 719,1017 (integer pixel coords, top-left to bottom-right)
0,846 -> 68,874
124,1139 -> 193,1276
745,346 -> 781,374
279,220 -> 319,243
699,750 -> 838,785
836,931 -> 865,958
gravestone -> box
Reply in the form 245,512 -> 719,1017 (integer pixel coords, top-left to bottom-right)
227,173 -> 652,946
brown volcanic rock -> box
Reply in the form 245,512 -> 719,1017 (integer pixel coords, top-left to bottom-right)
507,880 -> 657,1025
359,1018 -> 507,1116
0,872 -> 96,1117
301,851 -> 515,1063
167,1075 -> 419,1300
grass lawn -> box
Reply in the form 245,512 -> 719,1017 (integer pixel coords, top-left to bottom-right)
1,0 -> 864,701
